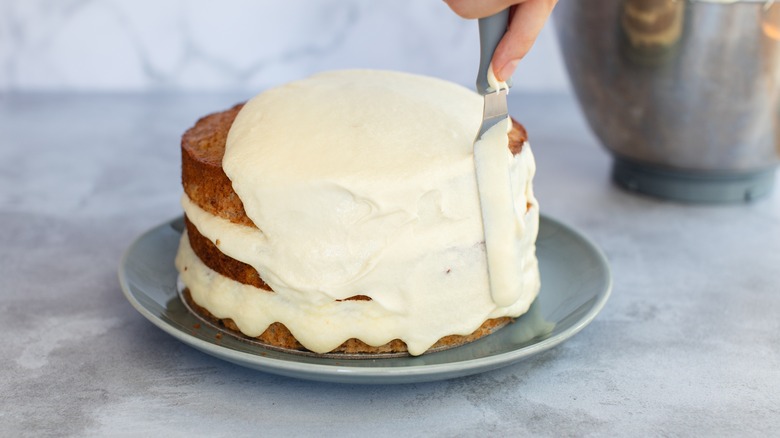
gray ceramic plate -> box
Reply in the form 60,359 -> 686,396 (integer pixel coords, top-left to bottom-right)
119,215 -> 611,384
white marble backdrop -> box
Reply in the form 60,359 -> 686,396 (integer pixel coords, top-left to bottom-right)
0,0 -> 569,92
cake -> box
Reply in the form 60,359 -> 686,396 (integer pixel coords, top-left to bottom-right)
175,70 -> 540,356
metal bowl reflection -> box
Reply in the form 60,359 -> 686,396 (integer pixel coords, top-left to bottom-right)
555,0 -> 780,202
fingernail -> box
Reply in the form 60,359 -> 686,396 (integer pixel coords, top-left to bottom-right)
498,59 -> 519,82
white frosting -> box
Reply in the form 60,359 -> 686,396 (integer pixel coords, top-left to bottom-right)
178,70 -> 540,355
474,117 -> 530,307
487,64 -> 509,93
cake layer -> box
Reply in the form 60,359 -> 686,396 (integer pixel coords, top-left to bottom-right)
183,273 -> 512,354
186,214 -> 372,300
181,103 -> 254,227
178,241 -> 513,355
181,101 -> 528,229
182,208 -> 513,354
185,214 -> 271,290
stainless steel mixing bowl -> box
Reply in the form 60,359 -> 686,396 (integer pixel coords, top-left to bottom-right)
554,0 -> 780,202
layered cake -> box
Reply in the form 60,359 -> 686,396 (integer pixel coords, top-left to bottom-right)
175,70 -> 540,356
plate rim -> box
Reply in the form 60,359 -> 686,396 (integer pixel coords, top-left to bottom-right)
118,214 -> 611,382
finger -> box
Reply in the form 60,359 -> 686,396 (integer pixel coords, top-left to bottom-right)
444,0 -> 528,19
492,0 -> 557,81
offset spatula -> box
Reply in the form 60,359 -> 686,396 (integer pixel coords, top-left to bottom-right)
473,10 -> 523,308
476,10 -> 512,137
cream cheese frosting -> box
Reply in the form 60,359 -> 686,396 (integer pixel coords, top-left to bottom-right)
487,64 -> 509,93
177,70 -> 540,355
474,117 -> 530,307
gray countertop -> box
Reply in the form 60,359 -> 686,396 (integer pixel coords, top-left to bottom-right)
1,92 -> 778,437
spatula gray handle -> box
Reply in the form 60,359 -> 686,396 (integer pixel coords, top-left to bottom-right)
476,10 -> 511,95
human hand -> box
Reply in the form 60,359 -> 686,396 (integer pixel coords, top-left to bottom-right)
445,0 -> 558,82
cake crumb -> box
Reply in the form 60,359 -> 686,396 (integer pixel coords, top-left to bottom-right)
193,323 -> 201,329
215,332 -> 223,340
